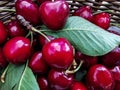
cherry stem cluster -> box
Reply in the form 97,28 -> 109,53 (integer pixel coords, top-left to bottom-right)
17,15 -> 51,42
65,60 -> 83,74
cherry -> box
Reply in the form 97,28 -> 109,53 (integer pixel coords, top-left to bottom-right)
48,69 -> 74,90
3,36 -> 31,64
6,20 -> 27,38
110,66 -> 120,82
39,0 -> 69,30
102,47 -> 120,67
29,51 -> 48,74
0,48 -> 8,68
86,64 -> 114,90
71,81 -> 87,90
93,12 -> 110,30
75,51 -> 98,69
15,0 -> 39,25
42,37 -> 74,70
37,76 -> 49,90
0,21 -> 8,45
38,35 -> 54,48
110,66 -> 120,90
73,6 -> 93,22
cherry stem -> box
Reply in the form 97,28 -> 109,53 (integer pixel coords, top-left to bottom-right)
0,64 -> 10,83
65,60 -> 83,74
31,27 -> 51,42
17,15 -> 51,42
0,8 -> 15,12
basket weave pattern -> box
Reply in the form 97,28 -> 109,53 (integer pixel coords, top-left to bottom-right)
0,0 -> 120,24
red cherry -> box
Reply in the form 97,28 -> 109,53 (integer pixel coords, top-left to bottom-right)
42,38 -> 74,70
0,21 -> 8,45
48,69 -> 74,90
29,51 -> 48,74
110,66 -> 120,90
3,36 -> 31,64
0,48 -> 8,68
86,64 -> 114,90
15,0 -> 39,25
75,51 -> 98,69
37,76 -> 49,90
73,6 -> 93,22
39,1 -> 69,30
102,47 -> 120,67
71,81 -> 87,90
110,66 -> 120,82
6,20 -> 27,38
38,35 -> 54,48
93,12 -> 110,30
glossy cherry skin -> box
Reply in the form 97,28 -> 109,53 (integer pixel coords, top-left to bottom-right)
37,76 -> 49,90
0,21 -> 7,45
3,36 -> 31,64
110,66 -> 120,90
42,38 -> 74,70
6,20 -> 27,38
86,64 -> 114,90
48,69 -> 74,90
110,66 -> 120,83
39,1 -> 69,30
0,48 -> 8,68
29,51 -> 48,74
71,81 -> 87,90
73,6 -> 93,22
75,51 -> 98,69
93,12 -> 110,30
15,0 -> 39,25
102,47 -> 120,67
38,35 -> 54,48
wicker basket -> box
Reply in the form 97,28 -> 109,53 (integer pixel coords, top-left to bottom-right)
0,0 -> 120,25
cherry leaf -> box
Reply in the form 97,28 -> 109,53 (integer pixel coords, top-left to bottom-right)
42,16 -> 120,56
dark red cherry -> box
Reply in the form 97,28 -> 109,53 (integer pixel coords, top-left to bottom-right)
102,47 -> 120,67
110,66 -> 120,82
15,0 -> 39,25
38,35 -> 54,48
110,66 -> 120,90
71,81 -> 87,90
93,12 -> 110,30
75,51 -> 98,69
0,48 -> 8,68
37,76 -> 49,90
39,1 -> 69,30
6,20 -> 27,38
48,69 -> 74,90
42,38 -> 74,70
0,21 -> 7,45
3,36 -> 31,64
29,51 -> 48,74
73,6 -> 93,22
86,64 -> 114,90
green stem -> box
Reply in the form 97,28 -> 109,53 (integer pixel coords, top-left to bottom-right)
31,27 -> 50,42
65,60 -> 83,74
30,31 -> 33,46
0,8 -> 15,12
0,64 -> 10,83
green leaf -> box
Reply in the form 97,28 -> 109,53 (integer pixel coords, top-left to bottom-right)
42,16 -> 120,56
0,63 -> 39,90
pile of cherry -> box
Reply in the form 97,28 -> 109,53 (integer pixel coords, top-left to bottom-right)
0,0 -> 120,90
